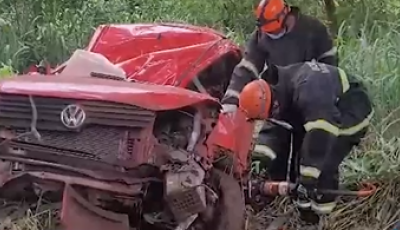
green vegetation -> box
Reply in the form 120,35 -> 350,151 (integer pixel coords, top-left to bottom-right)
1,0 -> 400,229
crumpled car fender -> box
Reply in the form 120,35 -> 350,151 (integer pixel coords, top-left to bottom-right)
207,110 -> 255,176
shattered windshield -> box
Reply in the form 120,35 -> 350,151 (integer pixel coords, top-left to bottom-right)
61,49 -> 127,80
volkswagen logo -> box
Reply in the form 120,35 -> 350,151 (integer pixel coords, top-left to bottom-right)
60,104 -> 87,129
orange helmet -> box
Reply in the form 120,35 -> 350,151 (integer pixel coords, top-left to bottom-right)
239,79 -> 272,120
255,0 -> 289,33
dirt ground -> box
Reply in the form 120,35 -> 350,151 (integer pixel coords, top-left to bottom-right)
0,198 -> 314,230
0,200 -> 276,230
0,199 -> 61,230
0,200 -> 380,230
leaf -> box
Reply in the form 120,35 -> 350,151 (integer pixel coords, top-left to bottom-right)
0,65 -> 14,79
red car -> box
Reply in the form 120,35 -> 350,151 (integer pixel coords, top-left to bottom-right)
0,23 -> 255,230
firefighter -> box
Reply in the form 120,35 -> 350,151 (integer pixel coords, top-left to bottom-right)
222,0 -> 337,112
255,0 -> 337,66
234,61 -> 373,224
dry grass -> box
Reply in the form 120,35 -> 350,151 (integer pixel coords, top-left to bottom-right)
243,180 -> 400,230
4,187 -> 400,230
0,200 -> 59,230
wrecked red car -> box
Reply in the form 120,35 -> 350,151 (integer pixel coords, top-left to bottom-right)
0,23 -> 255,230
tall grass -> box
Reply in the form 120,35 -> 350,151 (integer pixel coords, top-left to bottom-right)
337,20 -> 400,184
1,0 -> 400,228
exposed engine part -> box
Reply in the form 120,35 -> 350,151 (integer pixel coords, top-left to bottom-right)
166,149 -> 191,163
187,111 -> 202,152
165,183 -> 206,222
155,110 -> 194,150
174,214 -> 197,230
163,149 -> 206,222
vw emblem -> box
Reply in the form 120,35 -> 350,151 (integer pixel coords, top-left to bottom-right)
60,104 -> 86,129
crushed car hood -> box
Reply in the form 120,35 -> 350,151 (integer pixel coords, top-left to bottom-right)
0,75 -> 219,111
83,23 -> 240,87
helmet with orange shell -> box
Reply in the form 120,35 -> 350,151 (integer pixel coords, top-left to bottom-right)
239,79 -> 272,120
255,0 -> 290,34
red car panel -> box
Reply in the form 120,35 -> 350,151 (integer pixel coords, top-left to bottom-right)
0,74 -> 219,111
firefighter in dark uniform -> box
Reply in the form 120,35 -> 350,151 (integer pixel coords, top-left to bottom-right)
228,61 -> 373,223
222,0 -> 337,105
224,0 -> 338,99
256,0 -> 337,66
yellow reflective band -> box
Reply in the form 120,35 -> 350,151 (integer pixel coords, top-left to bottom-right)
237,58 -> 259,78
338,67 -> 350,93
304,111 -> 373,136
339,110 -> 374,136
311,201 -> 337,214
299,165 -> 321,178
294,200 -> 311,209
304,120 -> 339,136
254,144 -> 277,160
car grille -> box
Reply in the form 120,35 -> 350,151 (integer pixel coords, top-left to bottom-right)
0,93 -> 156,166
0,94 -> 155,130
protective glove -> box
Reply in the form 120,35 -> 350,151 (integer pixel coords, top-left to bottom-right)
220,104 -> 238,114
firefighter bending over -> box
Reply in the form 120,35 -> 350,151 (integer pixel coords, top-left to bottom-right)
229,61 -> 373,223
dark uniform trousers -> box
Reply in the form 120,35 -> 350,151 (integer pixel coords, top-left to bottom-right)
254,82 -> 373,214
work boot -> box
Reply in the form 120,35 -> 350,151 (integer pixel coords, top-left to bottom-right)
295,176 -> 321,225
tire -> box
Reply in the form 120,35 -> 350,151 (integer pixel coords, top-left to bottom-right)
206,168 -> 245,230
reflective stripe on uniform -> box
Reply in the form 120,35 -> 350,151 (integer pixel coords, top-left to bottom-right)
339,110 -> 374,136
338,67 -> 350,93
294,199 -> 311,209
318,46 -> 337,60
304,111 -> 373,137
224,89 -> 240,99
311,201 -> 337,214
254,144 -> 277,160
237,58 -> 259,78
304,120 -> 339,136
325,67 -> 373,136
300,165 -> 321,178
